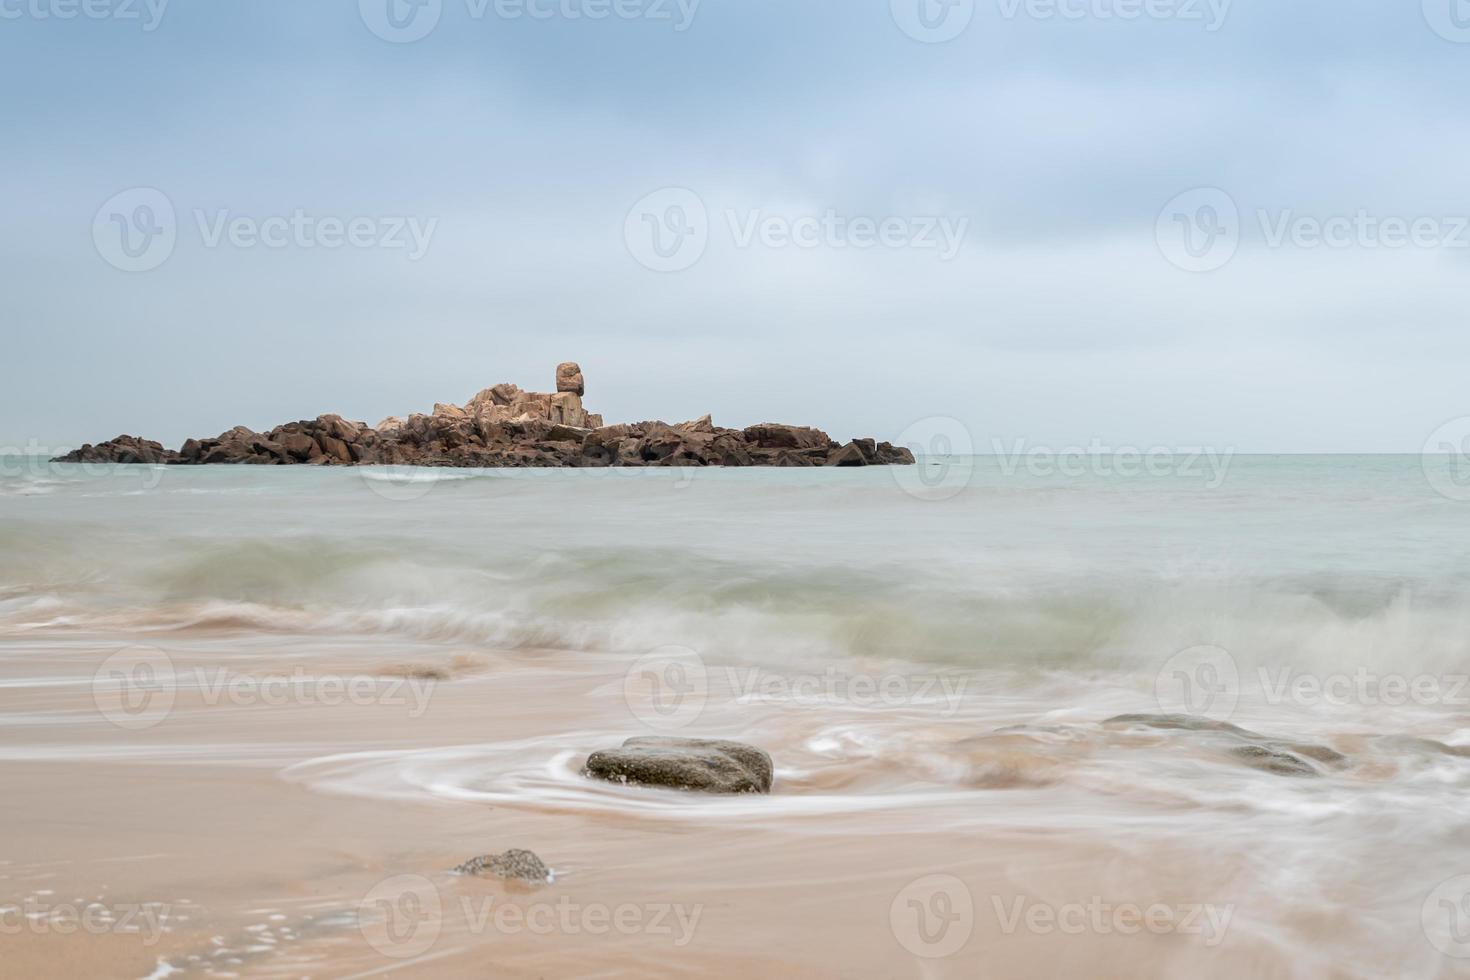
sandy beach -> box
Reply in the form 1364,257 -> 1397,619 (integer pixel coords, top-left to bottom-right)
4,459 -> 1470,978
0,637 -> 1330,980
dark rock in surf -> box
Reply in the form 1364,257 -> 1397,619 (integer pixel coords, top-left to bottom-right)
1229,744 -> 1319,778
1106,713 -> 1345,778
1107,714 -> 1254,736
582,737 -> 774,794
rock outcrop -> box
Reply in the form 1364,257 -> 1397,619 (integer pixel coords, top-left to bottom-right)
60,435 -> 180,465
582,737 -> 774,794
53,365 -> 916,470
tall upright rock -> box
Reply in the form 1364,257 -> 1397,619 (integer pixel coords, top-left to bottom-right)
556,362 -> 586,397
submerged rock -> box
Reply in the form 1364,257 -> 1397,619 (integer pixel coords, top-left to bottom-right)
1106,713 -> 1344,779
583,737 -> 774,794
1106,714 -> 1253,736
1280,741 -> 1347,765
454,849 -> 551,883
1229,744 -> 1319,778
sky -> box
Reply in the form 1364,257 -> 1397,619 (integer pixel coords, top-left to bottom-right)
3,0 -> 1469,453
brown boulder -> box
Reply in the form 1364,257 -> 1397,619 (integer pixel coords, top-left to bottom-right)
581,440 -> 615,466
556,362 -> 585,396
743,423 -> 832,451
502,418 -> 554,443
217,425 -> 263,444
200,442 -> 250,464
549,391 -> 587,427
634,424 -> 711,464
587,424 -> 634,444
875,441 -> 916,465
546,424 -> 591,443
433,403 -> 467,420
279,433 -> 319,461
826,442 -> 870,467
509,391 -> 552,420
318,435 -> 353,463
465,385 -> 522,419
676,414 -> 715,434
709,434 -> 753,466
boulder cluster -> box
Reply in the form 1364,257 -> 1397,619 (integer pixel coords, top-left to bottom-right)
54,363 -> 916,469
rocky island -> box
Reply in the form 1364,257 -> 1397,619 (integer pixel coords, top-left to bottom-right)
54,363 -> 916,469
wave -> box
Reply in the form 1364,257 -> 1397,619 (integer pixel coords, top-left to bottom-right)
4,531 -> 1470,678
278,713 -> 1470,828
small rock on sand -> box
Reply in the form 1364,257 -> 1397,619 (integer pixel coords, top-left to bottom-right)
454,849 -> 551,883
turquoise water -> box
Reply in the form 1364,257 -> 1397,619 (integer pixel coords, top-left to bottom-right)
3,455 -> 1470,676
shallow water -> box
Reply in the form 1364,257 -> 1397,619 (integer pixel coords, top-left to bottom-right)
2,456 -> 1469,977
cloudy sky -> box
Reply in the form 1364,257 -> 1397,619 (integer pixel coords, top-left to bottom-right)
3,0 -> 1468,453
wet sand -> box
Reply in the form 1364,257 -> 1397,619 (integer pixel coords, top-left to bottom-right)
2,626 -> 1462,979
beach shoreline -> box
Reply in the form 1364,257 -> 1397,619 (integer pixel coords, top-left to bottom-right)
2,458 -> 1469,977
